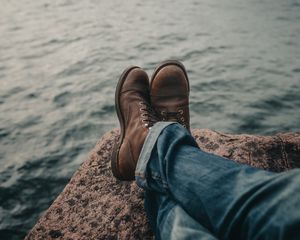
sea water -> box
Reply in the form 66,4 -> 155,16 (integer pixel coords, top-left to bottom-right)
0,0 -> 299,239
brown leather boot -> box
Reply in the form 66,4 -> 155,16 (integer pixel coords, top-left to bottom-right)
150,60 -> 190,131
111,66 -> 157,180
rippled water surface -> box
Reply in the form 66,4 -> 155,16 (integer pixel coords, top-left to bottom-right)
1,0 -> 300,238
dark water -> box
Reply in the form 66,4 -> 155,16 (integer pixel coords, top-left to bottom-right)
0,0 -> 299,239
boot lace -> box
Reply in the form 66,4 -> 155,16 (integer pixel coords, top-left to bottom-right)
160,109 -> 187,128
139,102 -> 159,128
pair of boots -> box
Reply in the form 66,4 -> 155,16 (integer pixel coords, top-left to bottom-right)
111,60 -> 191,180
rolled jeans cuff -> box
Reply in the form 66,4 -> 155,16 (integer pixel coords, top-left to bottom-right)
135,122 -> 176,189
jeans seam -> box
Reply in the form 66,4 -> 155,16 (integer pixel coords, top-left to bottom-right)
135,122 -> 176,185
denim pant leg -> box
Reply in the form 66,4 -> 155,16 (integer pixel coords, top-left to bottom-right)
144,190 -> 218,240
135,122 -> 300,240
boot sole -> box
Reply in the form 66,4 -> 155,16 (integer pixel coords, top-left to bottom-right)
111,66 -> 140,180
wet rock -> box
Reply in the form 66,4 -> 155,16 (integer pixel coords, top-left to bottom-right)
25,129 -> 300,240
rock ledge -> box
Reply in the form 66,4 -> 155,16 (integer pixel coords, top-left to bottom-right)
26,129 -> 300,239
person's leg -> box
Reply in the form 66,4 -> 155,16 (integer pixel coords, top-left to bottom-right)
136,122 -> 300,240
144,190 -> 218,240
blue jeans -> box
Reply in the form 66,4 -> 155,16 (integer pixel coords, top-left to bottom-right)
135,122 -> 300,240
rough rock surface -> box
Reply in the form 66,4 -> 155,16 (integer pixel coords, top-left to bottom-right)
26,129 -> 300,240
